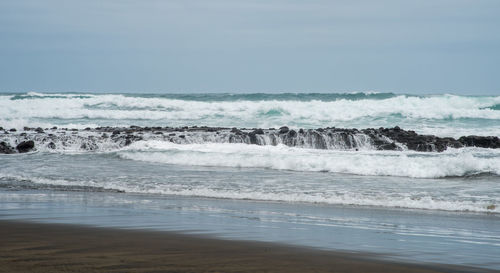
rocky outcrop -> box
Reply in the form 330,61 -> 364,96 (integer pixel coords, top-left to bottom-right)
16,140 -> 35,153
458,136 -> 500,149
0,126 -> 499,154
0,141 -> 15,154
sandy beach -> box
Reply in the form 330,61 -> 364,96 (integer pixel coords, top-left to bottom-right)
0,220 -> 488,273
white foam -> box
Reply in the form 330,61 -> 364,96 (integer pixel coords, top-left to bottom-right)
2,171 -> 497,214
119,141 -> 500,178
1,93 -> 499,137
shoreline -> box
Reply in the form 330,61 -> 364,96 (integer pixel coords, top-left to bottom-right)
0,220 -> 488,273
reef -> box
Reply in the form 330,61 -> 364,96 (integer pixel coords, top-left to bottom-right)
0,125 -> 498,154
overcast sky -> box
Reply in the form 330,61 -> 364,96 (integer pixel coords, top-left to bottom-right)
1,0 -> 499,94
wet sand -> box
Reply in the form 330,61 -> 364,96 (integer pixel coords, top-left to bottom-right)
0,220 -> 485,273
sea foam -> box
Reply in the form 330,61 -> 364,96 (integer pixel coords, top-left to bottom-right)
118,141 -> 500,178
1,93 -> 499,137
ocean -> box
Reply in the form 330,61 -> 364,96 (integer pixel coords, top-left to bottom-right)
1,92 -> 500,269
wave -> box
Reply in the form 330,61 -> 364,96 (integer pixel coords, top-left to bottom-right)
6,92 -> 397,102
1,170 -> 497,214
1,93 -> 499,137
117,141 -> 500,179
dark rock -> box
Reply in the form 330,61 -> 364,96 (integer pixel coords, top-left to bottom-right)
378,142 -> 398,151
47,142 -> 56,149
248,132 -> 258,144
279,126 -> 289,134
0,141 -> 15,154
112,130 -> 120,135
16,140 -> 35,153
9,128 -> 16,132
459,136 -> 500,149
231,128 -> 243,135
253,129 -> 264,135
35,127 -> 44,133
288,130 -> 297,137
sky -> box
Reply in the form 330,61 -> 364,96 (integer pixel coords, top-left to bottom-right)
0,0 -> 499,94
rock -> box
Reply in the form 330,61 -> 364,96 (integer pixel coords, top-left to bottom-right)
47,142 -> 56,149
279,126 -> 289,134
378,142 -> 398,151
231,127 -> 243,135
0,141 -> 15,154
35,127 -> 44,133
9,128 -> 16,132
459,136 -> 500,149
16,140 -> 35,153
248,132 -> 258,144
112,130 -> 120,135
252,129 -> 264,135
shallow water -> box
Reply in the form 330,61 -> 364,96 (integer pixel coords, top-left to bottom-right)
1,152 -> 499,213
1,188 -> 500,270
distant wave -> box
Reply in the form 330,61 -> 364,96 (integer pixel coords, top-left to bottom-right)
8,91 -> 398,102
1,92 -> 499,138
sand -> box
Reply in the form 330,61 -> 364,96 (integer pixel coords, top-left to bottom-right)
0,220 -> 485,273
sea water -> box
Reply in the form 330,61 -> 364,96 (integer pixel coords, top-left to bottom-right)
1,92 -> 499,269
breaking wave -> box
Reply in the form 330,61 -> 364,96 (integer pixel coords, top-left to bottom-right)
1,92 -> 499,137
117,141 -> 500,179
0,171 -> 498,213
